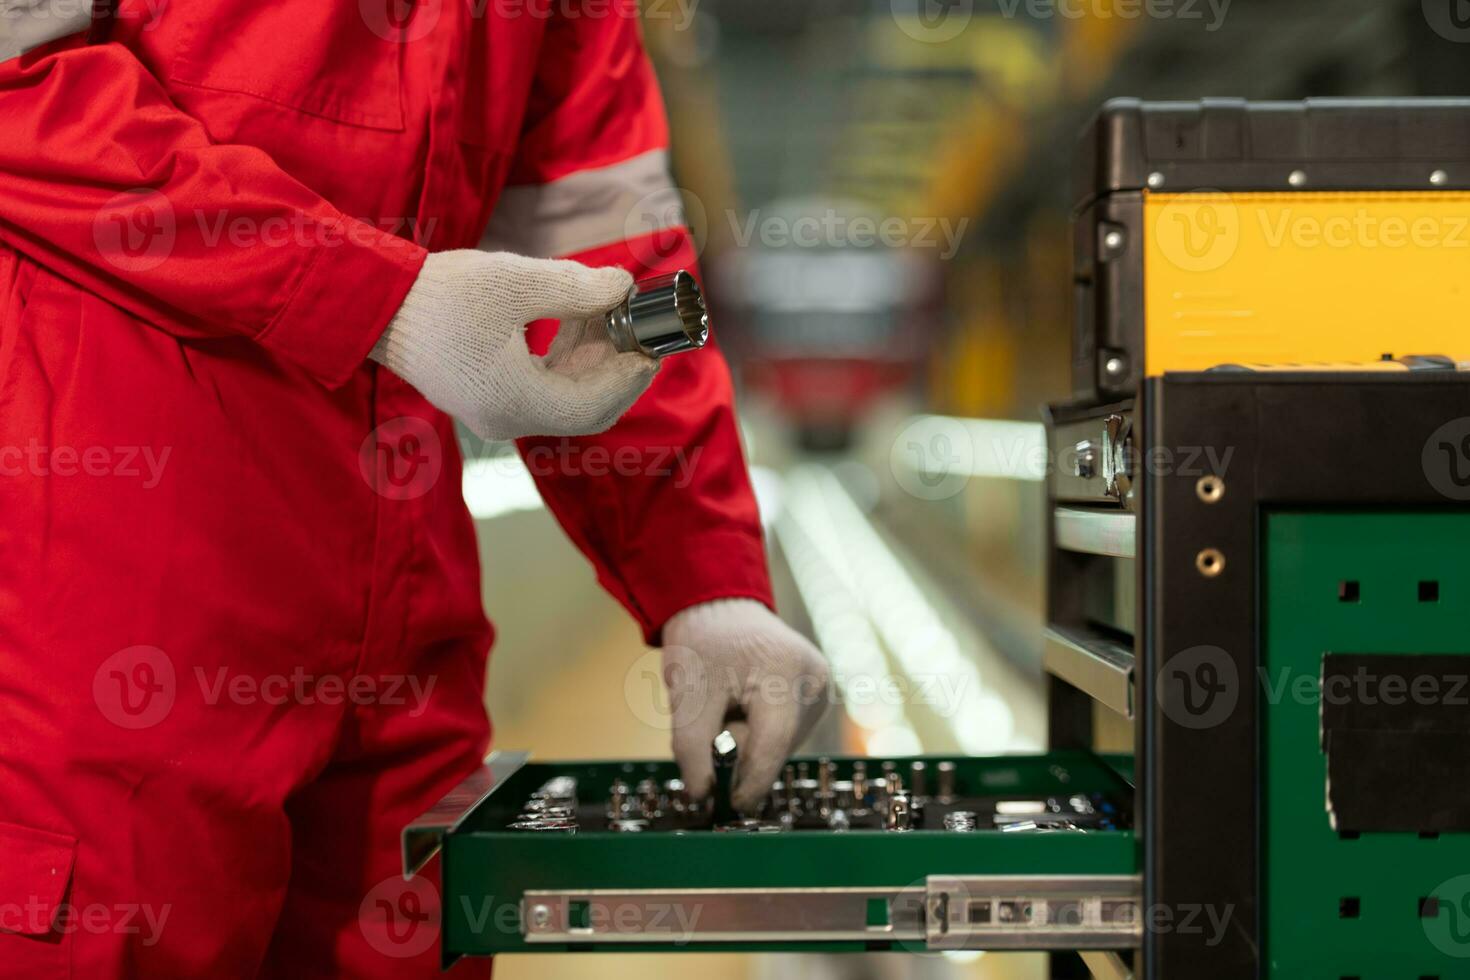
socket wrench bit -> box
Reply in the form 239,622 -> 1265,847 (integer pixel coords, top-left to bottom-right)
604,270 -> 709,358
715,818 -> 783,833
509,818 -> 577,832
663,778 -> 689,814
851,762 -> 869,813
532,775 -> 578,804
712,729 -> 739,824
607,779 -> 631,820
936,761 -> 956,803
833,779 -> 856,810
522,801 -> 574,819
909,761 -> 927,800
608,818 -> 650,832
887,792 -> 913,832
816,758 -> 835,818
636,778 -> 661,819
943,811 -> 978,833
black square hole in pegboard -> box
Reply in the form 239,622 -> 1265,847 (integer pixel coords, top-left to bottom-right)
1419,580 -> 1440,602
1421,897 -> 1441,918
1339,580 -> 1361,602
1339,897 -> 1360,918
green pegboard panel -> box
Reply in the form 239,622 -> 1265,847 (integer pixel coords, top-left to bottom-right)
1263,510 -> 1470,978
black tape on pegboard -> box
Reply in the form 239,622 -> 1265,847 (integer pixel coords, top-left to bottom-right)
1321,653 -> 1470,834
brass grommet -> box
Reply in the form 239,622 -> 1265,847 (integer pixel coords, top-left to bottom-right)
1196,548 -> 1226,578
1196,475 -> 1225,504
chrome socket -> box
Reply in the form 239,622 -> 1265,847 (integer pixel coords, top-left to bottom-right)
636,778 -> 662,819
508,818 -> 578,832
604,269 -> 710,358
943,810 -> 978,832
936,761 -> 957,803
711,729 -> 739,824
887,792 -> 913,832
909,761 -> 927,801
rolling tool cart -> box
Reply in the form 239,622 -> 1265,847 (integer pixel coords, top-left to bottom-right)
1049,97 -> 1470,978
406,98 -> 1470,978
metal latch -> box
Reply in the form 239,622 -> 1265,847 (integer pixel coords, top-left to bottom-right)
1101,414 -> 1133,501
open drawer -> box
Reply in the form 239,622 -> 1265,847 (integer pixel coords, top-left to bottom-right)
403,750 -> 1139,964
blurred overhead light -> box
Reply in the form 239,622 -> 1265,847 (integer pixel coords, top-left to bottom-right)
779,464 -> 1024,753
865,724 -> 923,758
462,455 -> 544,520
891,416 -> 1047,482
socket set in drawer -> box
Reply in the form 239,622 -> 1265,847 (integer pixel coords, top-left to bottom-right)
403,750 -> 1138,961
507,756 -> 1124,835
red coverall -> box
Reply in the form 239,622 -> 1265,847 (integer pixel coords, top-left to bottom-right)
0,0 -> 772,976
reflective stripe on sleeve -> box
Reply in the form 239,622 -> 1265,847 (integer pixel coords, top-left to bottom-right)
479,149 -> 685,258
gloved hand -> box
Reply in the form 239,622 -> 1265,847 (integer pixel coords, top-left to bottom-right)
371,250 -> 658,441
662,599 -> 831,813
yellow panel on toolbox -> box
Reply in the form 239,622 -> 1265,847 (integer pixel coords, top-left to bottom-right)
1143,191 -> 1470,374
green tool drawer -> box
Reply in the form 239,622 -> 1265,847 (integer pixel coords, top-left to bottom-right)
403,750 -> 1139,964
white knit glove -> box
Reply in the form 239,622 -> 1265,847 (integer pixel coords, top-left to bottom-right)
371,250 -> 658,440
662,599 -> 831,813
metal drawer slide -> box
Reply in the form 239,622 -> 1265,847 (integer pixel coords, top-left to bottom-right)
1043,626 -> 1136,719
520,875 -> 1142,950
924,874 -> 1142,950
